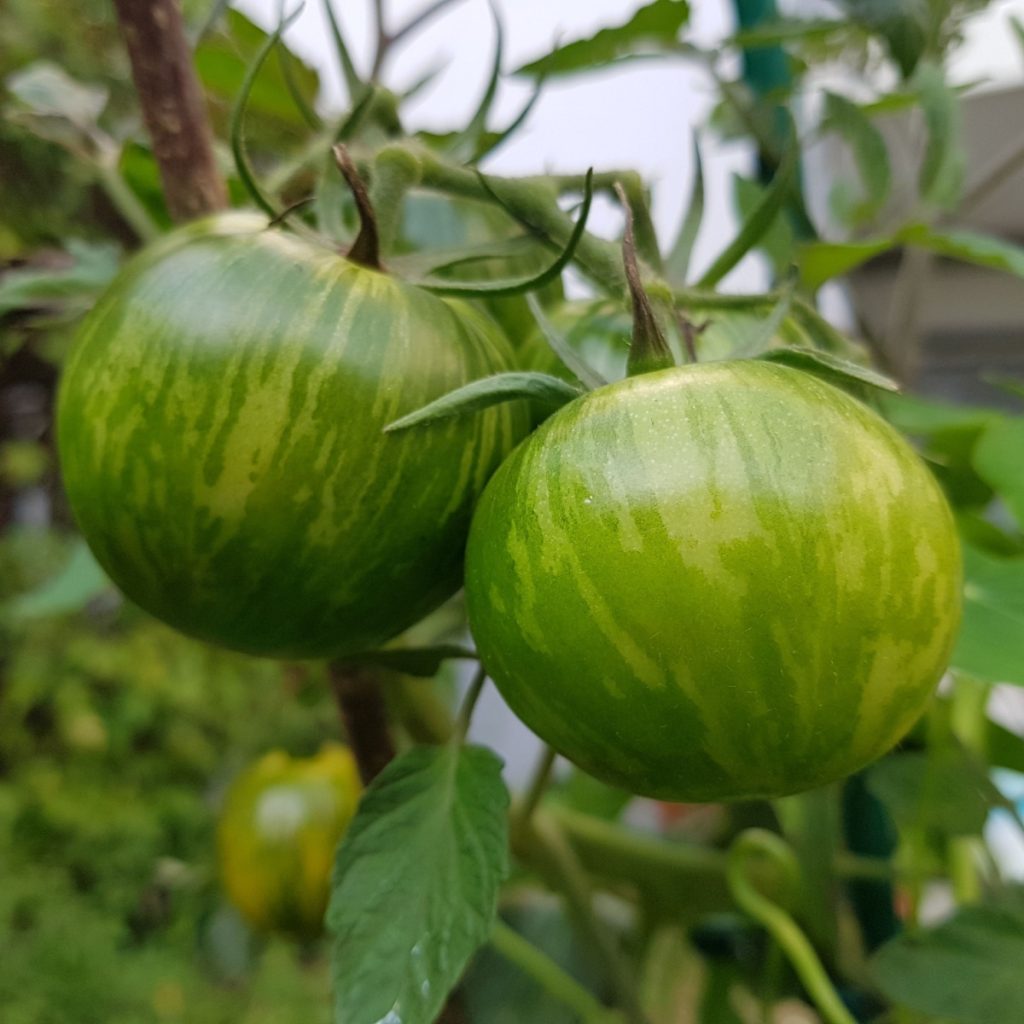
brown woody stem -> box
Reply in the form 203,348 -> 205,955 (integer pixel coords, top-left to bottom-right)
328,662 -> 396,785
112,0 -> 228,222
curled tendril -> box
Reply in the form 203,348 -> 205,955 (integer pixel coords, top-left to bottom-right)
230,5 -> 305,220
727,829 -> 857,1024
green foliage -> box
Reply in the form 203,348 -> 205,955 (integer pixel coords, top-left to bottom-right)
328,745 -> 509,1024
4,0 -> 1024,1021
873,891 -> 1024,1023
516,0 -> 690,78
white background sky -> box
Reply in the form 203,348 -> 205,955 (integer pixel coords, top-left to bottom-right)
235,0 -> 1024,293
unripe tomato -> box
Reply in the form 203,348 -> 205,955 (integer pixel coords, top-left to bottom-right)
465,361 -> 962,802
57,213 -> 526,658
217,744 -> 360,940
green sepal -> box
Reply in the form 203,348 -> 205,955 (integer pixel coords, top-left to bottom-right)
526,294 -> 608,391
385,372 -> 582,433
759,347 -> 899,394
416,169 -> 594,298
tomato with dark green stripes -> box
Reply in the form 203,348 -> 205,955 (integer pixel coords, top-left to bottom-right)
58,213 -> 526,658
465,361 -> 963,802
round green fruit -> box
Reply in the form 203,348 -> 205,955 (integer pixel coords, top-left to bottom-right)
218,745 -> 360,939
58,214 -> 526,658
465,361 -> 962,802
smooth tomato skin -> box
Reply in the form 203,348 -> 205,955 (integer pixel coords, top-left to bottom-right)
466,361 -> 963,802
58,214 -> 526,659
217,745 -> 361,940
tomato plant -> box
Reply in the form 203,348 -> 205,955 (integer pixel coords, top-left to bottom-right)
56,212 -> 526,658
218,744 -> 361,939
6,1 -> 1024,1024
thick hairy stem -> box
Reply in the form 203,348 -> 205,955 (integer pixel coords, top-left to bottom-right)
328,662 -> 396,785
112,0 -> 227,221
411,149 -> 628,295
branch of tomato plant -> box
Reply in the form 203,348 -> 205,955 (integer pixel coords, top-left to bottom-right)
490,919 -> 625,1024
112,0 -> 228,221
327,661 -> 396,785
93,150 -> 160,244
370,0 -> 469,81
512,811 -> 653,1024
518,746 -> 559,827
455,664 -> 488,741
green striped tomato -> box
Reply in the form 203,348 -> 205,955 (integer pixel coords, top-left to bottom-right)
218,744 -> 360,939
58,213 -> 526,658
465,361 -> 962,802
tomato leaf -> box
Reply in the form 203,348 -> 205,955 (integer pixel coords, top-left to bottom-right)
872,891 -> 1024,1024
732,175 -> 794,278
866,748 -> 1002,838
696,134 -> 797,289
385,372 -> 582,433
759,347 -> 899,395
837,0 -> 927,79
821,91 -> 892,222
447,2 -> 503,163
664,136 -> 704,286
6,61 -> 108,134
973,416 -> 1024,528
516,0 -> 690,77
915,61 -> 966,210
727,17 -> 846,48
989,720 -> 1024,775
799,225 -> 1024,291
327,744 -> 509,1024
3,541 -> 110,621
527,295 -> 607,390
900,225 -> 1024,278
953,545 -> 1024,687
0,240 -> 120,319
348,644 -> 479,678
797,238 -> 894,290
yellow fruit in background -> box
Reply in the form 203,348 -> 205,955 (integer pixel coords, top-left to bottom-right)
217,744 -> 361,940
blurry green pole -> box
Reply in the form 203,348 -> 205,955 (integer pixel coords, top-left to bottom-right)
731,0 -> 816,241
733,0 -> 791,179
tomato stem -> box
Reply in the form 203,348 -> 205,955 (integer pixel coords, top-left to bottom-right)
455,664 -> 488,741
327,661 -> 395,785
519,745 -> 558,826
490,920 -> 624,1024
332,144 -> 384,270
615,182 -> 675,377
